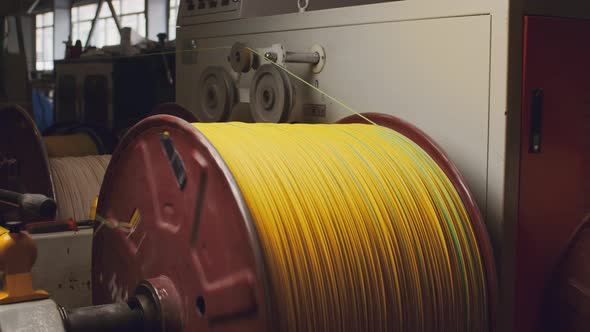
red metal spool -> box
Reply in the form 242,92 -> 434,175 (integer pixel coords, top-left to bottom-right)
0,105 -> 53,202
92,113 -> 497,331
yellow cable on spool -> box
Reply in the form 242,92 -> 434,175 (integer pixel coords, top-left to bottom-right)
193,122 -> 488,331
43,133 -> 99,158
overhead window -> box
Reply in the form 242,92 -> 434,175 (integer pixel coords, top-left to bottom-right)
71,0 -> 146,48
35,11 -> 54,71
71,4 -> 97,44
168,0 -> 180,40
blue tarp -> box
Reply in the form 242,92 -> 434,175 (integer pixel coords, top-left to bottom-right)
32,88 -> 53,132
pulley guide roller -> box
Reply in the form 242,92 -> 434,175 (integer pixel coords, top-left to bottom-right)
92,113 -> 496,331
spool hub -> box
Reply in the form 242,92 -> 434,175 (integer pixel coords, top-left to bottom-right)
93,113 -> 496,331
249,64 -> 294,123
197,67 -> 237,122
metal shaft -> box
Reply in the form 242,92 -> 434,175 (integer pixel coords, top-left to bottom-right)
62,303 -> 144,332
285,51 -> 321,64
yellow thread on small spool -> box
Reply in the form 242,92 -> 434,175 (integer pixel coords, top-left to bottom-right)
192,122 -> 489,331
43,133 -> 99,158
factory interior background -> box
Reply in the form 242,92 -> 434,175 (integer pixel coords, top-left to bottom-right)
0,0 -> 588,331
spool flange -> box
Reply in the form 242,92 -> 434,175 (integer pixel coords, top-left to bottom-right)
249,64 -> 294,123
197,67 -> 237,122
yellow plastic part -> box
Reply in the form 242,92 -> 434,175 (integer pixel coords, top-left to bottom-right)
0,232 -> 48,304
43,133 -> 99,158
193,122 -> 489,331
89,197 -> 98,221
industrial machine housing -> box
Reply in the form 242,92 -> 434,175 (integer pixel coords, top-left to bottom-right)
0,0 -> 587,331
172,0 -> 589,331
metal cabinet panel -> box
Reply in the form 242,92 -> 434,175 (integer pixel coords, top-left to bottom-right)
516,15 -> 590,332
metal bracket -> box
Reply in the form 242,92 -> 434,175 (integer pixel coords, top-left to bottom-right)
297,0 -> 309,12
529,89 -> 544,153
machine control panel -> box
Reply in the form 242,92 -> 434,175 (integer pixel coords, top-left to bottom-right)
182,0 -> 240,17
177,0 -> 393,26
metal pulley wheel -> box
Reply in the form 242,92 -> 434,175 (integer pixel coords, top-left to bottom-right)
197,67 -> 237,122
230,42 -> 254,73
249,64 -> 294,123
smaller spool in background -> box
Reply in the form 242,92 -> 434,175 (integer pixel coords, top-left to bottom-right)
0,105 -> 113,223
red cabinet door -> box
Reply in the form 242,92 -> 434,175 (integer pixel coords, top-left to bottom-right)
516,15 -> 590,332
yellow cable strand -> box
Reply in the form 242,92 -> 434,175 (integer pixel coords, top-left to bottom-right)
192,122 -> 488,331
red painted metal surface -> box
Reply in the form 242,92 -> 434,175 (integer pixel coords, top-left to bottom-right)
339,113 -> 498,330
92,115 -> 270,332
516,16 -> 590,332
543,216 -> 590,331
0,105 -> 53,218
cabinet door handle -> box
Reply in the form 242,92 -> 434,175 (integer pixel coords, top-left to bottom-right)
529,88 -> 544,153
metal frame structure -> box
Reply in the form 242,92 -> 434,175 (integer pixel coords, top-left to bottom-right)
84,0 -> 123,48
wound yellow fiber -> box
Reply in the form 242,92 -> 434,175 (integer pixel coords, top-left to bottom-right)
193,122 -> 488,331
44,133 -> 99,158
